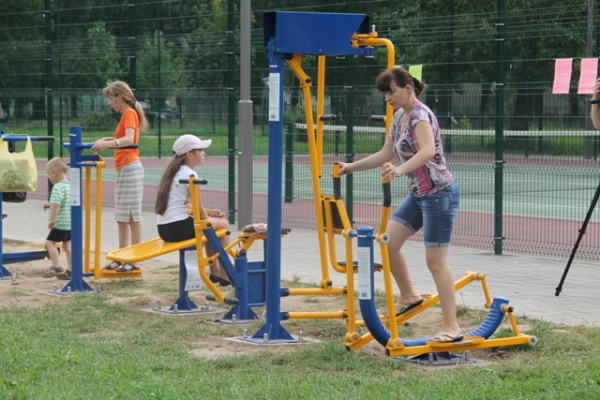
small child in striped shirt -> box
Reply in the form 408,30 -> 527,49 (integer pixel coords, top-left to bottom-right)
42,157 -> 71,280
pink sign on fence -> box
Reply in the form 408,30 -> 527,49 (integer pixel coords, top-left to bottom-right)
577,58 -> 598,94
552,58 -> 573,94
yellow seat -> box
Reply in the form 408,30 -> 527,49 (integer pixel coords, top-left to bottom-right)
106,229 -> 229,264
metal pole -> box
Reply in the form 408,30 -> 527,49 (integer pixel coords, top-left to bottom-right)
44,0 -> 54,157
493,0 -> 506,255
586,0 -> 594,131
238,0 -> 254,228
63,127 -> 93,293
250,50 -> 293,341
57,0 -> 63,157
345,0 -> 355,222
345,58 -> 355,223
227,0 -> 237,224
128,0 -> 137,88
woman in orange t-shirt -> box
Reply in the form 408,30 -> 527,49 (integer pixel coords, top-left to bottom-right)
92,80 -> 149,272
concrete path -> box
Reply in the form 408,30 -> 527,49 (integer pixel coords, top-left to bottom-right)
2,198 -> 598,326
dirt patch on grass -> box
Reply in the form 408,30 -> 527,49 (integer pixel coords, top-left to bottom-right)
1,239 -> 528,365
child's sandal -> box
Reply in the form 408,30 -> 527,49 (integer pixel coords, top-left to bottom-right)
43,266 -> 64,278
56,270 -> 71,280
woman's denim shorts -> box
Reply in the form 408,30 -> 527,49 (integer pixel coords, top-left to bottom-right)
391,181 -> 460,247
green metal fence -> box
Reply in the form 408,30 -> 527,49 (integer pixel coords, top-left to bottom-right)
1,1 -> 600,261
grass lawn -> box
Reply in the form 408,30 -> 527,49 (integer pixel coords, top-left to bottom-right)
1,276 -> 599,400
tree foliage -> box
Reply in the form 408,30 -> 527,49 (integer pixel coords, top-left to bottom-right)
0,0 -> 597,123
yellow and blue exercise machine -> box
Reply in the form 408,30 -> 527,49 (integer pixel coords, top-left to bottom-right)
347,176 -> 537,364
251,10 -> 536,362
65,126 -> 279,319
105,175 -> 272,319
104,176 -> 289,321
49,126 -> 147,294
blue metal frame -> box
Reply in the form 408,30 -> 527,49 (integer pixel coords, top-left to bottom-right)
53,126 -> 95,294
245,46 -> 295,343
148,235 -> 267,319
201,223 -> 264,323
155,217 -> 266,321
152,246 -> 205,314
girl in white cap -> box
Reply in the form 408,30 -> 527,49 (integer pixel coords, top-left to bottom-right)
155,134 -> 231,286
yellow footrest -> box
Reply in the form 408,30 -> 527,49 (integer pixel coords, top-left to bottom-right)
94,268 -> 143,279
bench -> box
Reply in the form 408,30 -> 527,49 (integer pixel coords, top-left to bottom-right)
103,228 -> 232,314
105,229 -> 229,264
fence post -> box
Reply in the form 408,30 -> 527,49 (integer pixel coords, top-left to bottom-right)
493,0 -> 506,255
44,0 -> 54,154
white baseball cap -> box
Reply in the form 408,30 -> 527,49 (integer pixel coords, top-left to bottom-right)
172,134 -> 212,156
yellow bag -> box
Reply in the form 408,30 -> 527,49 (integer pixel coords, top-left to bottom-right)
0,137 -> 38,192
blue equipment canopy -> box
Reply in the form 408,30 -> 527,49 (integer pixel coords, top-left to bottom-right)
263,11 -> 373,57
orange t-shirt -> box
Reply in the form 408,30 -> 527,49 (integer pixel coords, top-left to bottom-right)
114,108 -> 140,171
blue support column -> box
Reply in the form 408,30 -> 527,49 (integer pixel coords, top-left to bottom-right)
200,227 -> 262,323
55,126 -> 92,294
221,252 -> 260,323
354,226 -> 390,345
246,45 -> 295,343
165,248 -> 201,312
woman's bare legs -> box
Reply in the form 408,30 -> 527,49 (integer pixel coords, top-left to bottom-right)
117,221 -> 131,248
387,220 -> 461,336
117,214 -> 142,248
386,220 -> 423,308
129,217 -> 142,246
112,214 -> 142,271
426,246 -> 461,336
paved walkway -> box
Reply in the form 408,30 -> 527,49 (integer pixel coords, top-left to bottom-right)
2,198 -> 599,326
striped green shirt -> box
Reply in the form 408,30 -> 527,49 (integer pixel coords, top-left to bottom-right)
49,180 -> 71,231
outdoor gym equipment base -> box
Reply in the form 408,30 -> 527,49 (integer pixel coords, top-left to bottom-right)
347,226 -> 537,360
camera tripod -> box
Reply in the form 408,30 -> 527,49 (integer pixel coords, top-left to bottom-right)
555,179 -> 600,296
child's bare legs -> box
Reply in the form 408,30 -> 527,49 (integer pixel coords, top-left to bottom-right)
206,217 -> 231,281
44,240 -> 66,277
426,246 -> 461,336
386,220 -> 422,308
63,240 -> 72,270
45,240 -> 61,267
205,244 -> 227,281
